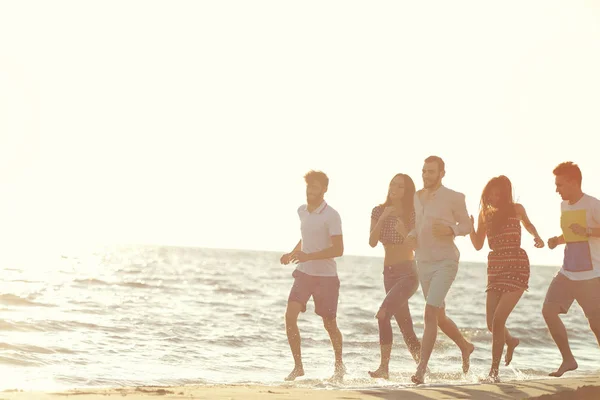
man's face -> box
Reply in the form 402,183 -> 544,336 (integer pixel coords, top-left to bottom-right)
306,181 -> 325,205
422,162 -> 443,189
555,175 -> 577,201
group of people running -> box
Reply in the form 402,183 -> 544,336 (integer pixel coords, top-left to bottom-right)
280,156 -> 600,384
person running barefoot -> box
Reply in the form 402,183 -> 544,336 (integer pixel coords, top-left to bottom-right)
405,156 -> 475,385
280,170 -> 346,382
470,175 -> 544,382
543,162 -> 600,378
368,173 -> 422,380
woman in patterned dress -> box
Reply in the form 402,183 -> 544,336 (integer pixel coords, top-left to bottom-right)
368,173 -> 421,379
470,175 -> 545,382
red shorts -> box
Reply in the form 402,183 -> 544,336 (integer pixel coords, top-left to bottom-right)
288,269 -> 340,318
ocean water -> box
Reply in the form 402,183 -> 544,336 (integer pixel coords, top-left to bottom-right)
0,245 -> 598,391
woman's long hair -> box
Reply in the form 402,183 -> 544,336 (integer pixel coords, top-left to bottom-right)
480,175 -> 516,234
381,173 -> 416,220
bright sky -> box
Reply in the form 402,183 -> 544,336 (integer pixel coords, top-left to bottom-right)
1,1 -> 599,266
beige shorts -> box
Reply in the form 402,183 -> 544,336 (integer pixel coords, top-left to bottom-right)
544,273 -> 600,321
417,259 -> 459,308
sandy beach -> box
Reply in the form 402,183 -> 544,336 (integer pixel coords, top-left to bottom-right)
2,376 -> 599,400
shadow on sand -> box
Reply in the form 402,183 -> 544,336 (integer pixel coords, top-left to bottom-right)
356,379 -> 600,400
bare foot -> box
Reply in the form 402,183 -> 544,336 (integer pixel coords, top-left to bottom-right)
329,363 -> 346,383
462,342 -> 475,373
284,366 -> 304,381
505,337 -> 519,366
549,360 -> 578,377
411,366 -> 426,385
479,374 -> 501,384
368,367 -> 389,380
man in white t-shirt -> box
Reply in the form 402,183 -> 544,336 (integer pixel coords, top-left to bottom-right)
543,161 -> 600,377
280,170 -> 345,382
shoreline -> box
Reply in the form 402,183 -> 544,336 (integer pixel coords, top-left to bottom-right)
2,376 -> 599,399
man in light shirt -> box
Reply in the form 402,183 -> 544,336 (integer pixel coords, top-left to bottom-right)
543,161 -> 600,377
405,156 -> 474,385
280,170 -> 345,382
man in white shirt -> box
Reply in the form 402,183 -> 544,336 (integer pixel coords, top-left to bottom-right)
543,161 -> 600,377
280,170 -> 345,382
405,156 -> 474,385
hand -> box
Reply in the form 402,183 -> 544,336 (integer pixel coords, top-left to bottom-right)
534,237 -> 545,248
548,236 -> 559,250
432,222 -> 453,237
569,223 -> 587,237
404,235 -> 417,250
380,206 -> 395,219
290,251 -> 311,263
280,253 -> 292,265
394,218 -> 408,238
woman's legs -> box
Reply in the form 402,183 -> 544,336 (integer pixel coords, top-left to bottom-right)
485,290 -> 524,381
370,270 -> 419,379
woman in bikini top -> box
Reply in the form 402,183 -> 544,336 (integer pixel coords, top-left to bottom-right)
368,173 -> 421,379
370,201 -> 416,259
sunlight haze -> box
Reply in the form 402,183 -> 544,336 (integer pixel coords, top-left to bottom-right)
1,1 -> 599,266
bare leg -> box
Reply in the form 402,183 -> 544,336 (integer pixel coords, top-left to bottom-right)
504,334 -> 520,366
372,273 -> 419,378
369,306 -> 392,379
437,307 -> 475,373
486,291 -> 520,366
369,302 -> 420,379
284,301 -> 305,381
369,343 -> 391,379
323,317 -> 345,381
395,302 -> 422,364
487,290 -> 523,381
542,303 -> 578,377
411,304 -> 438,384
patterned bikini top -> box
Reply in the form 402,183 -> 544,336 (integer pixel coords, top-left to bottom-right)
371,205 -> 416,245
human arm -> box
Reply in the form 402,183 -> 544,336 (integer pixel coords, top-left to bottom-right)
516,203 -> 544,248
369,218 -> 382,248
280,240 -> 301,264
451,192 -> 472,236
393,210 -> 413,240
290,210 -> 344,262
570,226 -> 600,237
469,211 -> 486,251
570,199 -> 600,238
291,236 -> 344,262
548,202 -> 567,249
369,206 -> 394,247
433,192 -> 471,237
591,200 -> 600,237
548,235 -> 565,249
